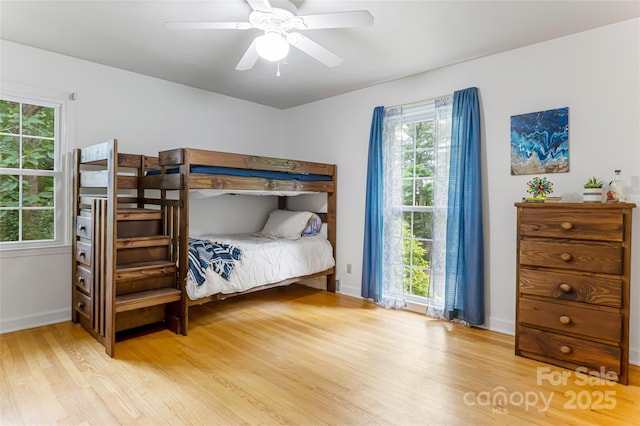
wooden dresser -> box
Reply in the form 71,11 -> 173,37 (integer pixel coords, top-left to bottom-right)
515,202 -> 635,384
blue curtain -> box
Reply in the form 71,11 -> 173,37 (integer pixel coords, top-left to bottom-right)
361,106 -> 385,301
444,87 -> 484,325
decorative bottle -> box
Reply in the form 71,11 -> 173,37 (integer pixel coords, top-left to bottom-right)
606,170 -> 627,203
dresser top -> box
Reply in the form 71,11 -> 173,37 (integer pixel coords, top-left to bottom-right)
515,202 -> 636,209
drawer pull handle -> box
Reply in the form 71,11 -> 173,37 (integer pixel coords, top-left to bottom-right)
558,283 -> 572,293
560,253 -> 572,262
77,302 -> 84,310
560,222 -> 573,230
559,315 -> 571,325
77,276 -> 85,283
79,225 -> 86,231
560,345 -> 572,354
78,250 -> 86,258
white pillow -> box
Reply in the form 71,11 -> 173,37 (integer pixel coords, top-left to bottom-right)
257,209 -> 314,240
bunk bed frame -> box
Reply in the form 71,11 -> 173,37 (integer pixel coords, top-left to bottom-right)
72,140 -> 337,356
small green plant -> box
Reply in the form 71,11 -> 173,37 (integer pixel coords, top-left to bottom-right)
584,177 -> 604,188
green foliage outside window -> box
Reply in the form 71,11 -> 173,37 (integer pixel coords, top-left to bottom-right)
402,221 -> 431,297
0,99 -> 56,243
400,120 -> 436,299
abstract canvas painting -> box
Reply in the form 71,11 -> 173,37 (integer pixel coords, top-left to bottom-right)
510,107 -> 569,175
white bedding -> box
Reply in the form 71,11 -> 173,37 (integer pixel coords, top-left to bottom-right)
186,233 -> 335,300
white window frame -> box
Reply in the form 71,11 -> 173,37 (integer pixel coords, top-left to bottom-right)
403,187 -> 434,298
0,82 -> 74,251
401,112 -> 436,303
391,102 -> 449,304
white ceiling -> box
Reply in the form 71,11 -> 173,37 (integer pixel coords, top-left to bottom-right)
1,0 -> 639,109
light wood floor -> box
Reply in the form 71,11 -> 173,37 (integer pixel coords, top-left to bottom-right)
1,285 -> 638,425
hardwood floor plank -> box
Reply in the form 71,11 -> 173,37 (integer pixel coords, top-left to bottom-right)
1,337 -> 26,425
1,284 -> 638,425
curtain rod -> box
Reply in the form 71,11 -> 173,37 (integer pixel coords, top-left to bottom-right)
387,93 -> 451,110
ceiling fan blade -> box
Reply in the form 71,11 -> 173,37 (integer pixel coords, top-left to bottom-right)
236,39 -> 260,71
287,33 -> 342,67
296,10 -> 374,29
164,21 -> 252,30
247,0 -> 272,12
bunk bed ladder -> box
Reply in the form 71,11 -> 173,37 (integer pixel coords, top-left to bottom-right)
71,141 -> 117,355
71,139 -> 182,357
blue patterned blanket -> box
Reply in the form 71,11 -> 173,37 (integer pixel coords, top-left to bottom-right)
188,238 -> 242,285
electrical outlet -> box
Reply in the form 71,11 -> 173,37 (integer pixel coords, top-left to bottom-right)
346,264 -> 352,274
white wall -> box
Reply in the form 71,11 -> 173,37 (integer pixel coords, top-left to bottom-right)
0,40 -> 284,332
2,19 -> 639,365
284,19 -> 640,364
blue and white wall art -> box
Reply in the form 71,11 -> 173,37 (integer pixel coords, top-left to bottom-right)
510,107 -> 569,175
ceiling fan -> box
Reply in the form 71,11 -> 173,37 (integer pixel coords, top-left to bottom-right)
164,0 -> 374,71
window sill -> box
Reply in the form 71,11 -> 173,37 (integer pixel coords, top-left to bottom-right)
0,245 -> 71,259
403,299 -> 427,314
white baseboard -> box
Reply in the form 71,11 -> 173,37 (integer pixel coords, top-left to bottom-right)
0,308 -> 70,334
484,316 -> 515,336
337,284 -> 360,298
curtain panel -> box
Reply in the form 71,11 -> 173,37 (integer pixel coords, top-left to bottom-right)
361,106 -> 385,301
361,106 -> 406,308
380,107 -> 405,308
361,106 -> 406,307
444,87 -> 485,326
425,96 -> 453,318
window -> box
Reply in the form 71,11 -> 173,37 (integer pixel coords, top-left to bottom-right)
401,116 -> 437,300
0,92 -> 66,248
383,98 -> 452,306
364,89 -> 482,322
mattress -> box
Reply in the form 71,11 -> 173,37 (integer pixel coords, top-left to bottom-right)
186,233 -> 335,300
147,165 -> 332,181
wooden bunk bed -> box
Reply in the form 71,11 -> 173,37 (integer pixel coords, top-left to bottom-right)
72,140 -> 337,357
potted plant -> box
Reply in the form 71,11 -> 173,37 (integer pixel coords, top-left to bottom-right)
583,177 -> 604,202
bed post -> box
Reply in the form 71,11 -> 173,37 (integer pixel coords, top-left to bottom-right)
278,196 -> 287,210
178,148 -> 190,335
104,139 -> 117,356
327,166 -> 337,292
71,149 -> 81,326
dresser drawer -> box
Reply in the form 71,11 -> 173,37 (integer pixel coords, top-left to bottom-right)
75,291 -> 92,320
519,240 -> 622,274
519,209 -> 624,241
76,215 -> 92,239
519,298 -> 621,342
75,265 -> 92,295
518,326 -> 621,375
75,240 -> 92,266
519,268 -> 622,308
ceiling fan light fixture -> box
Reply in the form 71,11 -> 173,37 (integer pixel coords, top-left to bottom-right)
255,31 -> 289,61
